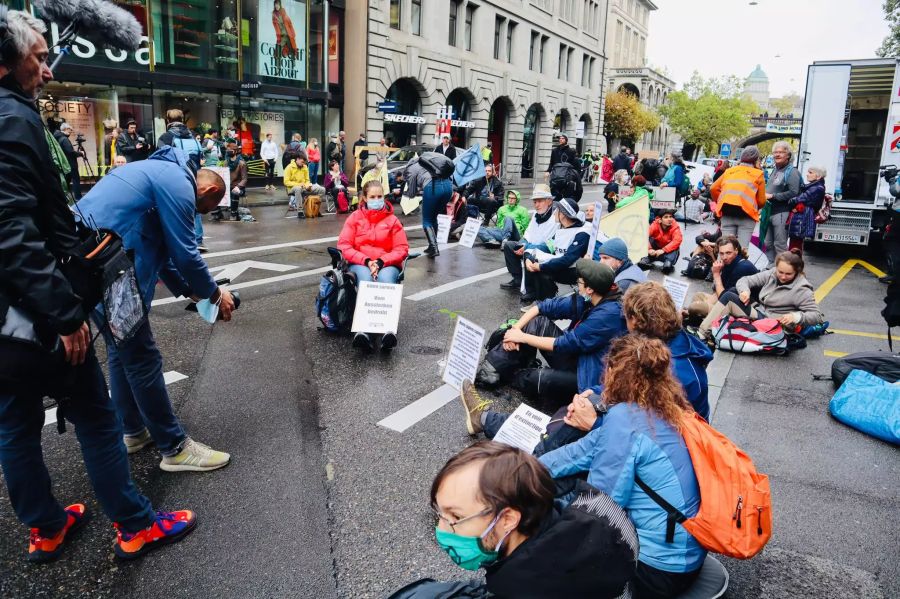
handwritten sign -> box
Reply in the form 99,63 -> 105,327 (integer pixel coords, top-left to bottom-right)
436,214 -> 452,245
205,166 -> 232,207
493,404 -> 551,453
458,216 -> 482,248
442,316 -> 486,391
663,276 -> 691,309
650,186 -> 677,210
586,200 -> 606,260
351,281 -> 403,334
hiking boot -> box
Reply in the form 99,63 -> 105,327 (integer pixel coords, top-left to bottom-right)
114,510 -> 197,560
500,278 -> 521,290
460,380 -> 492,436
637,258 -> 652,271
662,262 -> 676,275
124,428 -> 154,455
381,332 -> 398,351
28,504 -> 90,563
352,332 -> 373,352
160,438 -> 230,473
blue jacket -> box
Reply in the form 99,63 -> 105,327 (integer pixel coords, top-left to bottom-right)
539,402 -> 706,573
75,147 -> 216,307
537,293 -> 627,392
661,164 -> 684,189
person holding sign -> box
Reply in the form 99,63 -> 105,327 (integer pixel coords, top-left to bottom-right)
476,190 -> 530,248
337,180 -> 409,351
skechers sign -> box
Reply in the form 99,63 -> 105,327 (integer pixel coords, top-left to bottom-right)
257,0 -> 308,82
384,114 -> 426,124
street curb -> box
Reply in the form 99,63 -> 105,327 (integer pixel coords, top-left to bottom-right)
706,351 -> 735,424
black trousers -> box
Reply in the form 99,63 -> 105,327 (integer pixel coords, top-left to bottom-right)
632,561 -> 702,599
264,159 -> 276,186
468,195 -> 502,221
524,266 -> 578,301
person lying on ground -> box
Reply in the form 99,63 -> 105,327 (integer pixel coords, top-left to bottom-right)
474,260 -> 626,411
686,235 -> 758,325
639,209 -> 683,274
477,189 -> 530,248
499,184 -> 558,293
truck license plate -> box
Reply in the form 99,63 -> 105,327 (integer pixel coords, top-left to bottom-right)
821,232 -> 863,243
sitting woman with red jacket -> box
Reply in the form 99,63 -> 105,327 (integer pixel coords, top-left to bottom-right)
337,180 -> 409,350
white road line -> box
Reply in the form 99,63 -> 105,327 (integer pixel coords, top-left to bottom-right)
44,370 -> 190,427
406,268 -> 508,301
203,225 -> 422,259
377,383 -> 459,433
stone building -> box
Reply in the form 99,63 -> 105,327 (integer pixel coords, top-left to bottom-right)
744,64 -> 771,112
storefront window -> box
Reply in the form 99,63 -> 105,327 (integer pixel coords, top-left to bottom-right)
152,0 -> 239,80
242,0 -> 309,85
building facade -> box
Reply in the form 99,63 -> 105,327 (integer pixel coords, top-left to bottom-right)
744,64 -> 770,112
347,0 -> 609,180
605,0 -> 652,70
607,66 -> 674,155
22,0 -> 342,184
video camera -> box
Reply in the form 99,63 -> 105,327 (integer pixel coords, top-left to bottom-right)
879,164 -> 900,201
74,132 -> 86,144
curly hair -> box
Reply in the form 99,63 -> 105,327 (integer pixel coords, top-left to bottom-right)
622,282 -> 682,341
601,335 -> 692,428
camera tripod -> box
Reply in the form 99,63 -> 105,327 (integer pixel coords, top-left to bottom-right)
75,140 -> 94,177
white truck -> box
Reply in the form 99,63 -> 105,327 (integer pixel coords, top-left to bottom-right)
798,58 -> 899,245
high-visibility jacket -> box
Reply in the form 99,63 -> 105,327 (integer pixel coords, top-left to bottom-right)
710,164 -> 767,221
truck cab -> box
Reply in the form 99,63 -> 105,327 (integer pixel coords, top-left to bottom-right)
799,58 -> 900,245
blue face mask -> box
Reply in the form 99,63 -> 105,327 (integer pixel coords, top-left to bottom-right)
195,298 -> 219,324
366,198 -> 385,211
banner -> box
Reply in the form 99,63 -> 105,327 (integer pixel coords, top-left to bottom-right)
257,0 -> 307,81
39,98 -> 98,177
600,197 -> 649,262
453,144 -> 486,187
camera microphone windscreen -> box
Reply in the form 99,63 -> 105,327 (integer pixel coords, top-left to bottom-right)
33,0 -> 143,52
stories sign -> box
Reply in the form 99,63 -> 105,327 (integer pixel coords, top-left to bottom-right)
257,0 -> 307,81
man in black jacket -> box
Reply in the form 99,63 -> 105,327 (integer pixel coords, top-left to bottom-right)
545,134 -> 577,179
52,122 -> 81,199
0,9 -> 195,563
116,119 -> 148,163
465,163 -> 505,224
435,133 -> 457,159
612,146 -> 633,175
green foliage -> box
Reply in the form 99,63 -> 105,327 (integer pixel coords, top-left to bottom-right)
438,308 -> 462,321
877,0 -> 900,57
603,91 -> 661,146
660,72 -> 759,156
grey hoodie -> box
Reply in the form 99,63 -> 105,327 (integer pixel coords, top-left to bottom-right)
736,270 -> 824,326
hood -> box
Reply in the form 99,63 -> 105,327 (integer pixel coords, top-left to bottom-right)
166,122 -> 194,139
507,189 -> 521,206
803,178 -> 825,192
669,329 -> 713,364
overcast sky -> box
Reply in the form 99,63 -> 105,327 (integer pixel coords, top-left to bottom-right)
646,0 -> 891,97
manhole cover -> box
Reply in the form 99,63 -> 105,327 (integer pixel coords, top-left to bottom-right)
409,345 -> 442,356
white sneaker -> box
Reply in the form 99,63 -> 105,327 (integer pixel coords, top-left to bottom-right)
160,438 -> 230,472
124,429 -> 154,454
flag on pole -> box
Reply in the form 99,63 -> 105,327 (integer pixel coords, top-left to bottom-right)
453,144 -> 486,188
600,197 -> 650,262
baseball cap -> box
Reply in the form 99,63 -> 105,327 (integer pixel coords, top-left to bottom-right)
576,259 -> 616,295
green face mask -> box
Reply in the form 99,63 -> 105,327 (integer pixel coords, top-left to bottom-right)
434,513 -> 507,571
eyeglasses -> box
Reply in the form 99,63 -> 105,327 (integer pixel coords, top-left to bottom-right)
432,507 -> 491,533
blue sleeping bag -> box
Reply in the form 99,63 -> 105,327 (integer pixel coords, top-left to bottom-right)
829,370 -> 900,445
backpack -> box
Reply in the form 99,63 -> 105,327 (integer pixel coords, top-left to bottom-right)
683,253 -> 712,280
172,136 -> 204,171
417,152 -> 455,179
712,316 -> 788,354
815,193 -> 833,224
315,267 -> 357,333
677,167 -> 692,197
636,411 -> 772,559
831,351 -> 900,388
548,162 -> 581,199
336,190 -> 349,213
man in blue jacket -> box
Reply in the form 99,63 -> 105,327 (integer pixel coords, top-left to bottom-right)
76,146 -> 235,473
472,260 -> 626,413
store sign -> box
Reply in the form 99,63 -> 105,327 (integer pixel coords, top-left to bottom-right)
48,23 -> 151,66
384,113 -> 426,124
257,0 -> 308,81
241,81 -> 262,90
450,120 -> 476,128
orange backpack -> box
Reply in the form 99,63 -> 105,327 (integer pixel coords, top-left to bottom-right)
635,412 -> 772,559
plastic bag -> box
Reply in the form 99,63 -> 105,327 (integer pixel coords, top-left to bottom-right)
829,370 -> 900,445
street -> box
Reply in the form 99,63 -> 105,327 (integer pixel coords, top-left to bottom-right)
0,186 -> 898,599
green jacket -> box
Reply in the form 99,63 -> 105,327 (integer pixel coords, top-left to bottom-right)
496,190 -> 530,234
616,185 -> 653,210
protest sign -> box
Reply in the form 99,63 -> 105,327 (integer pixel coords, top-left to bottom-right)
600,196 -> 649,262
650,186 -> 677,210
458,217 -> 482,248
586,200 -> 606,259
493,404 -> 551,453
436,214 -> 452,245
351,282 -> 403,334
442,317 -> 486,390
663,276 -> 691,309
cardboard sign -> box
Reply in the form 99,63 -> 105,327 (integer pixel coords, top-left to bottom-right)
400,195 -> 422,215
493,404 -> 552,453
206,166 -> 232,207
650,186 -> 677,210
663,276 -> 691,309
436,214 -> 452,245
351,281 -> 403,334
458,217 -> 482,248
600,196 -> 649,262
442,316 -> 486,391
586,200 -> 606,259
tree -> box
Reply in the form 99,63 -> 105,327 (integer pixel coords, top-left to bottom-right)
877,0 -> 900,57
603,90 -> 660,150
660,72 -> 758,158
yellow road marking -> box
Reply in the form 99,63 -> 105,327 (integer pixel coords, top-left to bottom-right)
829,328 -> 889,340
815,259 -> 887,303
824,350 -> 849,358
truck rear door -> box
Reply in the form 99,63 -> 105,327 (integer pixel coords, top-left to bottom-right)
876,60 -> 900,206
798,63 -> 852,193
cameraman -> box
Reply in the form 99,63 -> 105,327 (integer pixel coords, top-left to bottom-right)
116,119 -> 148,162
53,122 -> 82,199
0,9 -> 197,562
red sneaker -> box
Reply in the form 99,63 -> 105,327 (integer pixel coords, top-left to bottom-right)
113,510 -> 197,560
28,503 -> 90,563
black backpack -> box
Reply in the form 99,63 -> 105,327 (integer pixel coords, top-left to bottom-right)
683,253 -> 712,280
831,351 -> 900,388
417,152 -> 455,179
549,162 -> 583,200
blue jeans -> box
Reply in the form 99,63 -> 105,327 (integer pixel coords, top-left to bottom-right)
309,161 -> 319,184
100,317 -> 187,457
349,263 -> 401,284
0,351 -> 155,534
422,179 -> 453,229
194,212 -> 204,246
477,218 -> 520,243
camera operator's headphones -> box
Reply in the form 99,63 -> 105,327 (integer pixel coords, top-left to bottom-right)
0,4 -> 13,66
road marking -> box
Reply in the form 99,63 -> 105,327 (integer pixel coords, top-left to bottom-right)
815,259 -> 886,303
829,328 -> 889,340
824,350 -> 849,358
406,268 -> 508,301
44,370 -> 189,427
377,383 -> 459,432
209,259 -> 297,281
203,225 -> 422,259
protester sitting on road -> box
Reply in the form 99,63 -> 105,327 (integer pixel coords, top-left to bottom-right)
616,174 -> 652,210
324,160 -> 350,213
499,184 -> 559,292
337,180 -> 409,352
597,237 -> 647,293
475,261 -> 626,410
539,335 -> 706,599
709,146 -> 767,249
521,197 -> 592,304
686,235 -> 758,325
698,249 -> 824,339
477,189 -> 530,248
639,209 -> 683,274
284,154 -> 326,218
787,165 -> 827,256
401,441 -> 636,599
465,163 -> 505,225
684,227 -> 722,279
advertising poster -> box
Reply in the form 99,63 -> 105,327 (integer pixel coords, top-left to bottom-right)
220,109 -> 286,174
257,0 -> 307,81
39,98 -> 99,178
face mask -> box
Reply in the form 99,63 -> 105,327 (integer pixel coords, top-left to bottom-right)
195,299 -> 219,324
366,198 -> 385,210
434,513 -> 508,571
227,151 -> 236,157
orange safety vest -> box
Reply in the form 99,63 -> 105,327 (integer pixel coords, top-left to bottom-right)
710,165 -> 767,221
